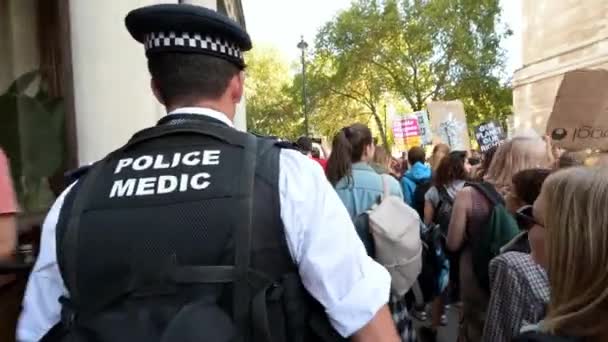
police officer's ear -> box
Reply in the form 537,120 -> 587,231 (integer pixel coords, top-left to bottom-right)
151,78 -> 165,105
227,71 -> 246,104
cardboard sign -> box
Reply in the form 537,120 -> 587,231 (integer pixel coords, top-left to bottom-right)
427,100 -> 471,150
474,121 -> 505,152
414,110 -> 433,145
392,114 -> 422,152
545,69 -> 608,150
403,116 -> 422,148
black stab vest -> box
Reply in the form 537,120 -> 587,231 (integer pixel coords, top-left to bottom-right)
47,114 -> 344,342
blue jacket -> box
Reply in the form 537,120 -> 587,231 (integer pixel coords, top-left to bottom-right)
334,162 -> 403,255
401,162 -> 432,206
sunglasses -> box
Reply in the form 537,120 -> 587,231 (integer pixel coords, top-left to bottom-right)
515,209 -> 542,231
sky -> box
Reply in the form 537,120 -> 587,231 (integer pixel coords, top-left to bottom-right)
243,0 -> 523,76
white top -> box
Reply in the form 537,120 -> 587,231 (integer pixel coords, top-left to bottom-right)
17,107 -> 391,341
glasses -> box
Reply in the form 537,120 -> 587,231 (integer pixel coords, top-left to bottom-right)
515,210 -> 542,231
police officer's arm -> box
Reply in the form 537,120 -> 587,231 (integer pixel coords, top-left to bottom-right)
279,149 -> 397,339
16,184 -> 75,342
352,306 -> 399,342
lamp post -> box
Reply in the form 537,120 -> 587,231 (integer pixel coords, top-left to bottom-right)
297,36 -> 309,137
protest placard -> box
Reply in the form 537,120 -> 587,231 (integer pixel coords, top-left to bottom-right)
545,69 -> 608,150
392,114 -> 423,152
427,100 -> 471,150
414,110 -> 432,145
474,121 -> 505,152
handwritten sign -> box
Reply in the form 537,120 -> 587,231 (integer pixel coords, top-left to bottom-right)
414,110 -> 432,145
546,69 -> 608,150
427,101 -> 471,150
474,121 -> 505,152
392,114 -> 422,152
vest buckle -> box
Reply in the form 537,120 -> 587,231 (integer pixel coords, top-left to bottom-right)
59,296 -> 77,328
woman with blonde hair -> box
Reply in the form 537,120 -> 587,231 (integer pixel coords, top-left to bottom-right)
446,136 -> 553,342
515,167 -> 608,342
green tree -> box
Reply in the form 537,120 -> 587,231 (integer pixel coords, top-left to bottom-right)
314,0 -> 512,132
245,45 -> 302,139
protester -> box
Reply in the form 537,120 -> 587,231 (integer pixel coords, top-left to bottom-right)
423,151 -> 471,228
371,146 -> 392,175
429,144 -> 450,172
473,145 -> 498,181
328,124 -> 403,251
515,167 -> 608,342
296,136 -> 313,156
447,136 -> 553,342
503,169 -> 553,253
401,146 -> 432,213
482,169 -> 552,342
0,148 -> 17,260
327,124 -> 415,341
0,148 -> 18,341
418,151 -> 472,339
17,5 -> 399,341
311,147 -> 328,171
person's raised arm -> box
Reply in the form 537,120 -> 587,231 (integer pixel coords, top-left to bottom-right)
447,187 -> 470,252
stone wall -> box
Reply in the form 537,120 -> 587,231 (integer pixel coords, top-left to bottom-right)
512,0 -> 608,134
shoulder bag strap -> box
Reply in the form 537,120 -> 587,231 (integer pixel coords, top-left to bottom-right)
465,181 -> 504,206
381,174 -> 391,199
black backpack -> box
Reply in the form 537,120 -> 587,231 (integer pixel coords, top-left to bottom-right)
433,186 -> 454,236
412,179 -> 432,219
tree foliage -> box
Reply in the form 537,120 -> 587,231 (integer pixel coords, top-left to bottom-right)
245,0 -> 513,145
312,0 -> 513,135
245,45 -> 302,140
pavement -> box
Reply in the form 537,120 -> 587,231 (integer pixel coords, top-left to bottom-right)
412,305 -> 460,342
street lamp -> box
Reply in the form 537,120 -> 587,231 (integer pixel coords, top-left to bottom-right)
297,36 -> 309,137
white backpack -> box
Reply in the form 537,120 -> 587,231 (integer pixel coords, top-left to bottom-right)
368,175 -> 423,296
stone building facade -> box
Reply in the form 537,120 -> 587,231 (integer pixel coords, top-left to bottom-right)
512,0 -> 608,134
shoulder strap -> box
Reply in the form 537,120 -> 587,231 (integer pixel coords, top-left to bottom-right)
232,133 -> 258,335
437,186 -> 454,206
466,181 -> 504,206
60,160 -> 105,305
381,174 -> 390,199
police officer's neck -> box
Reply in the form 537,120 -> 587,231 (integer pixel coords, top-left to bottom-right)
166,100 -> 236,122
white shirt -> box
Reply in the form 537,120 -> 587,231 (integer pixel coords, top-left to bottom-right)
17,107 -> 391,341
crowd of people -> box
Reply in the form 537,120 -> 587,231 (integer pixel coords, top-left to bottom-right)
297,122 -> 608,342
5,3 -> 608,342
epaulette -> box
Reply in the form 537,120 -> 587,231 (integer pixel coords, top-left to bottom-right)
274,141 -> 300,151
64,164 -> 94,184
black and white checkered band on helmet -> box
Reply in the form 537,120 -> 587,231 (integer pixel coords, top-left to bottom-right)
144,31 -> 243,60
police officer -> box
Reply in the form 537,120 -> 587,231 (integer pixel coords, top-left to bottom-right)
17,4 -> 398,342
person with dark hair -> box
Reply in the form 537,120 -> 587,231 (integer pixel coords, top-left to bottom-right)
327,124 -> 414,341
418,151 -> 471,340
296,136 -> 313,156
17,5 -> 398,342
474,145 -> 498,181
483,169 -> 552,342
424,151 -> 471,228
401,146 -> 432,209
327,124 -> 403,214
